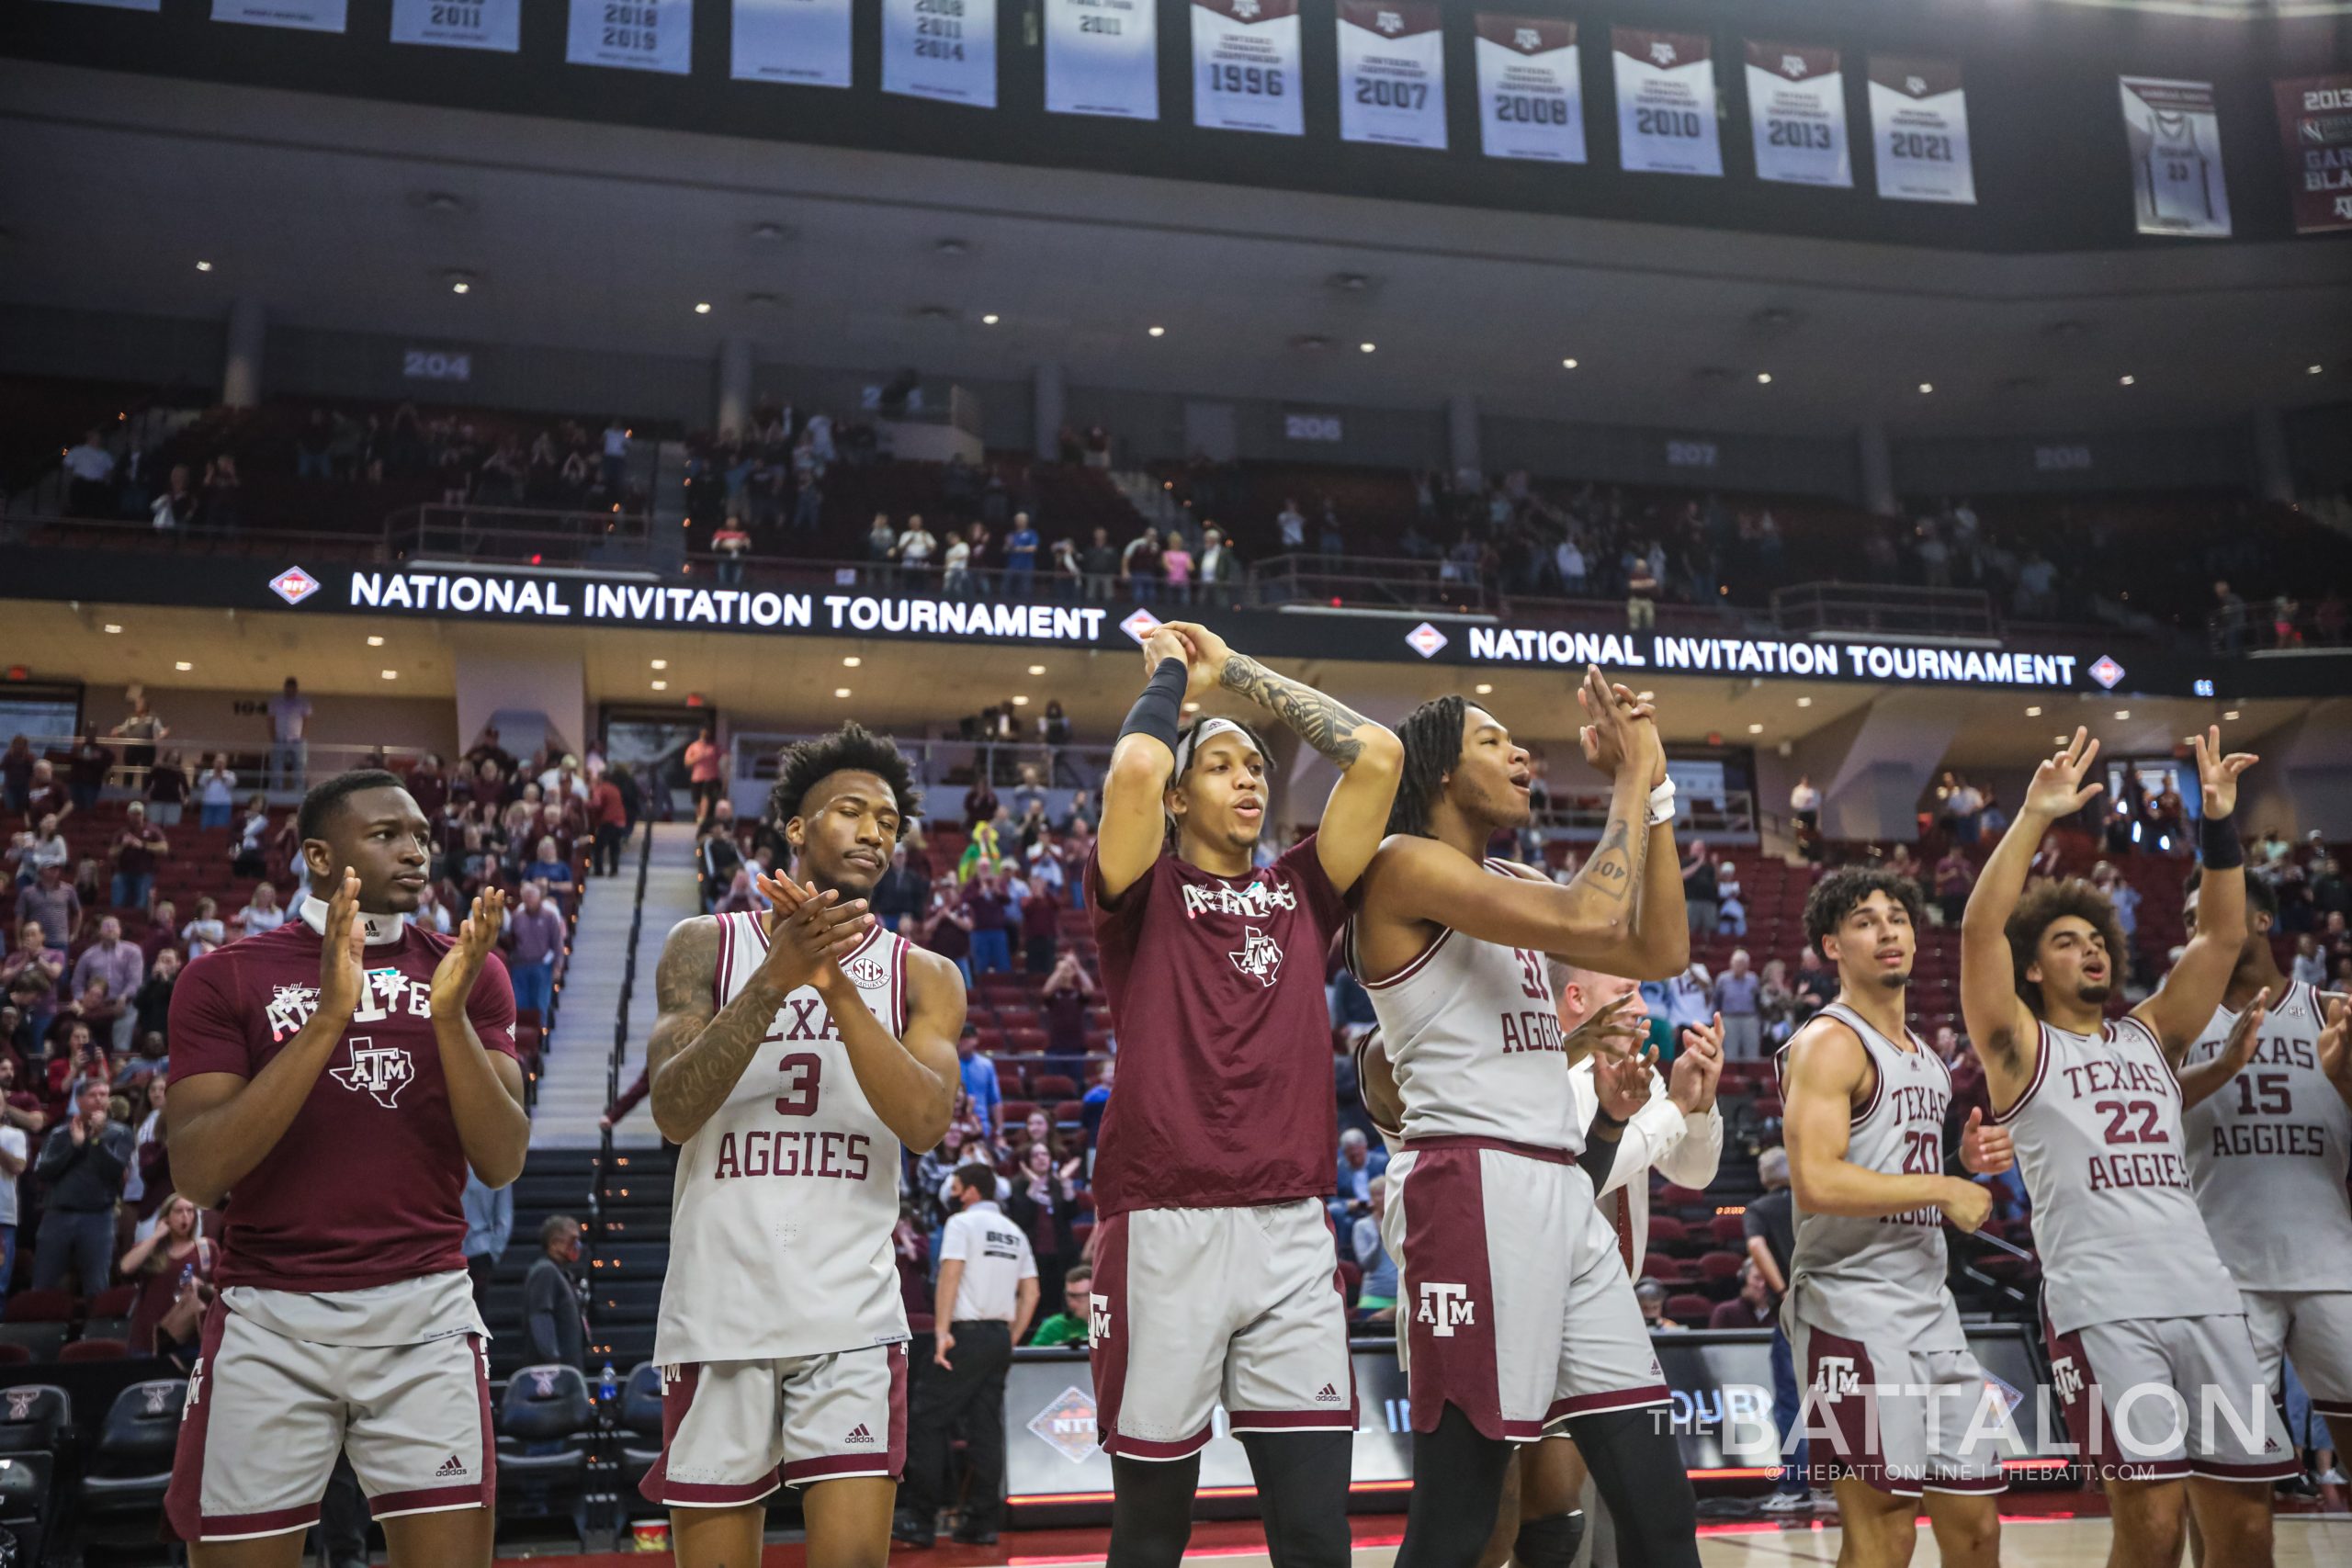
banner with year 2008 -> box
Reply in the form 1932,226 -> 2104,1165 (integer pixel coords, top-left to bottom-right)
1868,56 -> 1974,205
1475,15 -> 1584,164
567,0 -> 692,73
1337,0 -> 1446,151
884,0 -> 997,107
731,0 -> 852,88
1193,0 -> 1303,137
1046,0 -> 1158,120
1612,28 -> 1721,176
1746,40 -> 1849,186
390,0 -> 519,52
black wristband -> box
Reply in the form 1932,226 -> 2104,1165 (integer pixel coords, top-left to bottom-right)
1117,657 -> 1188,753
2201,812 -> 2245,870
1591,1106 -> 1627,1131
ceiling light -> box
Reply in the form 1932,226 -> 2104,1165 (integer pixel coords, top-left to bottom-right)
2114,709 -> 2131,720
1012,695 -> 1031,706
2054,735 -> 2069,744
981,313 -> 1000,325
1561,358 -> 1578,370
1027,664 -> 1046,676
1917,382 -> 1934,394
842,656 -> 861,668
1756,372 -> 1773,385
175,660 -> 193,671
103,624 -> 121,635
1148,326 -> 1165,338
1182,701 -> 1201,713
195,261 -> 212,273
2025,705 -> 2041,717
380,670 -> 398,680
749,221 -> 792,243
1359,343 -> 1376,354
835,687 -> 854,698
1747,723 -> 1765,734
2119,374 -> 2135,386
936,238 -> 970,255
651,680 -> 668,691
368,636 -> 385,647
2308,364 -> 2324,376
694,302 -> 712,315
2223,709 -> 2240,720
451,280 -> 469,295
1474,683 -> 1494,695
745,291 -> 783,309
1795,696 -> 1812,707
650,659 -> 668,670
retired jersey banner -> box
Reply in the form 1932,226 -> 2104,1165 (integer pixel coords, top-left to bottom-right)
1613,28 -> 1721,177
212,0 -> 345,28
884,0 -> 996,106
1475,16 -> 1583,164
732,0 -> 852,88
1046,0 -> 1158,119
1746,41 -> 1849,187
1193,0 -> 1303,137
1868,56 -> 1974,205
2120,76 -> 2230,237
1336,1 -> 1446,150
390,0 -> 518,52
568,0 -> 692,73
2274,74 -> 2352,234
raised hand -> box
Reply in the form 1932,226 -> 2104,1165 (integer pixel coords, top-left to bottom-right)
2023,728 -> 2103,819
2190,726 -> 2258,821
1566,991 -> 1649,1063
2317,995 -> 2349,1089
1576,665 -> 1647,780
1141,624 -> 1194,682
1595,1043 -> 1658,1122
1669,1013 -> 1724,1114
2216,987 -> 2270,1078
753,875 -> 872,995
1609,682 -> 1668,787
1939,1177 -> 1994,1235
316,867 -> 367,1024
1160,621 -> 1233,702
1958,1108 -> 2015,1177
431,887 -> 508,1021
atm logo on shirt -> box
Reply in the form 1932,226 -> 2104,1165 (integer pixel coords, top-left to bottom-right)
330,1035 -> 416,1109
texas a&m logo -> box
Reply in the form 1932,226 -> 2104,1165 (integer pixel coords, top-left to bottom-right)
1812,1355 -> 1861,1402
1229,926 -> 1284,987
330,1035 -> 416,1109
1088,1292 -> 1113,1347
1416,1280 -> 1476,1337
2050,1355 -> 2086,1404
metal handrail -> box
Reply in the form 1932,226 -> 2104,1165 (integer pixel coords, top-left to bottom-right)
601,821 -> 657,1168
387,502 -> 652,564
1770,581 -> 2000,642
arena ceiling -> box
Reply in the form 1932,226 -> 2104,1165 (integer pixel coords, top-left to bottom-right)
1,59 -> 2347,442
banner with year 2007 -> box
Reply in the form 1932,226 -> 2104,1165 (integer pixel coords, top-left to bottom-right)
1746,40 -> 1849,186
1475,15 -> 1584,164
731,0 -> 852,88
1046,0 -> 1158,120
1337,0 -> 1446,151
1193,0 -> 1303,137
1612,28 -> 1721,176
567,0 -> 692,73
1868,56 -> 1975,205
390,0 -> 519,52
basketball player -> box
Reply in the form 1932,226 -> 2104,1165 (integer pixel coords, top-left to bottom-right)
1087,620 -> 1401,1568
1778,868 -> 2018,1568
164,769 -> 527,1566
1962,728 -> 2297,1568
639,725 -> 966,1568
1347,683 -> 1703,1568
2177,868 -> 2352,1466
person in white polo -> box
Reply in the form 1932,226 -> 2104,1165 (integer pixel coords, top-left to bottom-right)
895,1163 -> 1038,1550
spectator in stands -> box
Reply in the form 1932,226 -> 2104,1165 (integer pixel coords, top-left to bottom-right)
1712,1258 -> 1779,1330
112,691 -> 166,778
1159,530 -> 1193,605
103,804 -> 167,915
1710,949 -> 1763,1062
587,766 -> 628,877
194,753 -> 237,829
1331,1127 -> 1387,1234
1005,1140 -> 1080,1320
1715,860 -> 1747,938
1004,513 -> 1039,594
600,418 -> 629,492
1079,528 -> 1119,600
922,878 -> 976,985
149,462 -> 198,530
20,860 -> 83,953
866,843 -> 926,935
964,871 -> 1013,975
1635,1279 -> 1680,1331
1743,1145 -> 1807,1510
1788,773 -> 1818,832
1932,844 -> 1975,926
22,761 -> 69,825
231,794 -> 273,879
1029,1264 -> 1092,1347
33,1077 -> 130,1294
896,513 -> 938,587
1625,550 -> 1659,629
1353,1175 -> 1396,1320
263,677 -> 311,793
684,725 -> 723,829
5,920 -> 62,1037
523,1215 -> 587,1369
506,881 -> 566,1022
955,1033 -> 1001,1145
1682,838 -> 1719,935
1274,497 -> 1306,552
9,812 -> 69,887
200,453 -> 243,530
144,750 -> 187,825
0,736 -> 33,817
182,895 -> 227,960
523,834 -> 573,897
74,916 -> 144,1054
1317,502 -> 1345,558
1120,522 -> 1161,602
132,945 -> 179,1054
63,428 -> 117,516
1039,952 -> 1093,1081
64,732 -> 107,811
711,514 -> 752,584
122,1192 -> 215,1365
462,1168 -> 512,1308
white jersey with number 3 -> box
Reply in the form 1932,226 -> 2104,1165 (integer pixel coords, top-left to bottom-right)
655,911 -> 910,1365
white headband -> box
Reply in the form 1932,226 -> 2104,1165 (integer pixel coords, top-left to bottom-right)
1172,717 -> 1252,779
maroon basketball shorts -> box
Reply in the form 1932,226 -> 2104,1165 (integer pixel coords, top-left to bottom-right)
1384,1138 -> 1668,1442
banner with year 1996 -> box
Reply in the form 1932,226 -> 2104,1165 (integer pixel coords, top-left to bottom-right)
212,0 -> 345,28
1746,41 -> 1849,187
390,0 -> 518,52
1193,0 -> 1303,137
732,0 -> 851,88
1612,28 -> 1722,176
884,0 -> 997,107
2274,73 -> 2352,234
567,0 -> 692,73
1475,16 -> 1583,164
1046,0 -> 1158,119
1337,1 -> 1446,151
2120,75 -> 2231,237
1868,56 -> 1974,205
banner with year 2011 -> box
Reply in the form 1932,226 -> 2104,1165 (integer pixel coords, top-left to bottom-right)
212,0 -> 345,28
731,0 -> 852,88
884,0 -> 997,107
2120,76 -> 2231,237
390,0 -> 519,52
1746,40 -> 1849,187
2274,73 -> 2352,234
1193,0 -> 1303,137
1868,56 -> 1975,205
567,0 -> 692,73
1612,28 -> 1721,176
1337,0 -> 1446,151
1475,15 -> 1584,164
1046,0 -> 1158,119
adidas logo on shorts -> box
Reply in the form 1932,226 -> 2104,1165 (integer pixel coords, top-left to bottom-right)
435,1455 -> 469,1479
1315,1383 -> 1342,1404
846,1423 -> 876,1445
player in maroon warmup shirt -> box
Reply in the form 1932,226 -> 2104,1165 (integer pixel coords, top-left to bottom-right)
165,770 -> 528,1567
1088,620 -> 1401,1568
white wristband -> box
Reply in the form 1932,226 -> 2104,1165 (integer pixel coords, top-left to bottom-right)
1645,779 -> 1678,828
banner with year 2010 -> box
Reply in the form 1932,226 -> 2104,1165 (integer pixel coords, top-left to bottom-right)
1612,28 -> 1721,176
884,0 -> 997,107
1193,0 -> 1303,137
1475,15 -> 1584,164
1746,40 -> 1849,187
567,0 -> 692,73
390,0 -> 519,52
1337,0 -> 1446,151
731,0 -> 852,88
1046,0 -> 1158,120
212,0 -> 345,28
1868,56 -> 1975,205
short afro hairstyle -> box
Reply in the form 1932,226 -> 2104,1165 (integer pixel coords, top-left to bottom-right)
2183,864 -> 2278,921
1386,694 -> 1470,839
766,722 -> 919,840
297,769 -> 409,846
2006,878 -> 2129,1013
1803,866 -> 1925,960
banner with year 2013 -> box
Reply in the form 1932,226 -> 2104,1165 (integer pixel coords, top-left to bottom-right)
2120,76 -> 2231,237
390,0 -> 519,52
1746,41 -> 1849,186
1193,0 -> 1303,137
1868,56 -> 1975,205
884,0 -> 997,106
1475,15 -> 1584,164
1612,28 -> 1721,176
1337,0 -> 1446,151
1046,0 -> 1158,119
212,0 -> 345,28
2274,73 -> 2352,234
731,0 -> 852,88
567,0 -> 692,73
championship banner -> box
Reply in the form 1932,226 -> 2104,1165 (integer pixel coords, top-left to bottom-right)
1868,56 -> 1975,205
1746,41 -> 1849,187
1475,15 -> 1583,164
390,0 -> 518,52
44,1 -> 160,11
2120,76 -> 2231,237
883,0 -> 998,107
567,0 -> 692,73
1612,29 -> 1722,177
1337,1 -> 1447,151
1045,0 -> 1158,120
212,0 -> 345,28
2273,73 -> 2352,234
732,0 -> 852,89
1192,0 -> 1304,138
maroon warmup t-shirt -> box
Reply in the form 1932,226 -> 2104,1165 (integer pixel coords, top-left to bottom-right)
168,901 -> 518,1292
1087,837 -> 1347,1218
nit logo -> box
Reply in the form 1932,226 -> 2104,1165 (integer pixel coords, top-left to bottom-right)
268,566 -> 322,606
1119,607 -> 1164,646
1404,621 -> 1449,659
2088,655 -> 2127,690
1027,1385 -> 1101,1464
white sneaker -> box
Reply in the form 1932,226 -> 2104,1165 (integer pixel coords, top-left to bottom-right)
1810,1490 -> 1838,1508
1759,1491 -> 1812,1513
2318,1466 -> 2348,1485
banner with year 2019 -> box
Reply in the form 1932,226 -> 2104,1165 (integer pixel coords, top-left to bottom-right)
884,0 -> 996,107
1336,0 -> 1446,151
390,0 -> 518,52
1046,0 -> 1158,120
1193,0 -> 1303,137
1612,28 -> 1721,176
567,0 -> 692,73
212,0 -> 345,28
2274,73 -> 2352,234
1475,15 -> 1584,164
1746,41 -> 1849,187
2120,75 -> 2231,238
731,0 -> 852,88
1868,56 -> 1974,205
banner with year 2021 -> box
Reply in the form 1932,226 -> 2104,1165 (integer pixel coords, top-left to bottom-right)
2120,75 -> 2231,238
1336,0 -> 1446,151
1746,41 -> 1849,187
2274,73 -> 2352,234
884,0 -> 997,107
1046,0 -> 1158,120
1193,0 -> 1303,137
1475,15 -> 1584,164
1612,28 -> 1722,176
731,0 -> 852,88
567,0 -> 692,73
390,0 -> 519,52
1868,56 -> 1975,205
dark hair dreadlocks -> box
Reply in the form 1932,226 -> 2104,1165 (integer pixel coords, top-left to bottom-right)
1803,866 -> 1926,961
766,723 -> 920,840
2007,878 -> 2130,1014
1385,694 -> 1468,839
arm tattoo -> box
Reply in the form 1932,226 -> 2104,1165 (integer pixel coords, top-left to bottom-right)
645,916 -> 781,1142
1579,818 -> 1643,907
1219,653 -> 1370,767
